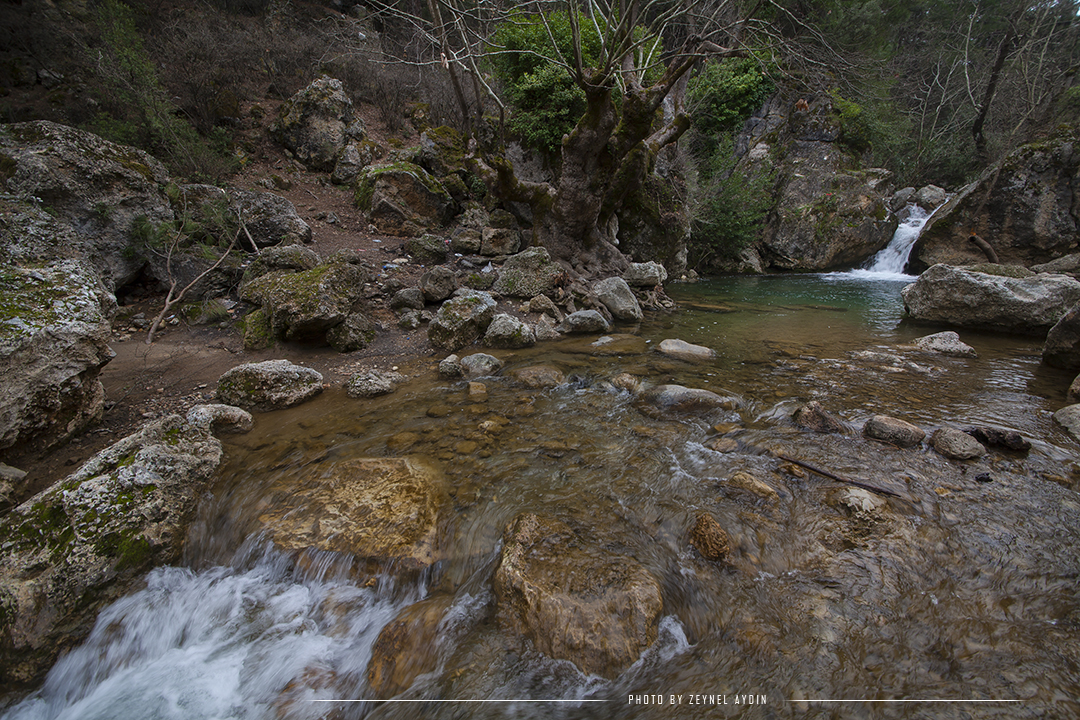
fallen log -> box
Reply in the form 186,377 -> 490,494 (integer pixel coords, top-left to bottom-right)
775,453 -> 902,499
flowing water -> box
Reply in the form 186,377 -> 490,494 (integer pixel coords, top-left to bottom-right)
5,215 -> 1080,719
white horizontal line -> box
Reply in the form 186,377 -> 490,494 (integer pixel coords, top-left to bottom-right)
804,700 -> 1025,703
310,699 -> 611,703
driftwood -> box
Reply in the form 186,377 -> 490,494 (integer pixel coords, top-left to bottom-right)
968,233 -> 999,263
775,453 -> 902,499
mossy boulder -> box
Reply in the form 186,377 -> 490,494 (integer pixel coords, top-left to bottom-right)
0,120 -> 173,291
354,162 -> 456,237
492,246 -> 565,298
493,513 -> 663,679
415,125 -> 465,177
0,409 -> 242,687
269,77 -> 365,172
240,261 -> 372,343
427,290 -> 497,351
483,313 -> 536,349
332,139 -> 382,185
405,234 -> 450,265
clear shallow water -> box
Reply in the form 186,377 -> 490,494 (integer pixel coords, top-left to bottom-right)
4,273 -> 1080,720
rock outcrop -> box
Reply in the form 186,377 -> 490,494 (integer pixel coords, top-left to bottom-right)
0,409 -> 242,687
909,129 -> 1079,272
269,77 -> 365,172
493,513 -> 662,678
354,162 -> 456,236
901,264 -> 1080,335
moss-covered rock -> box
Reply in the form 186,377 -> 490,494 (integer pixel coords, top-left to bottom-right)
427,290 -> 497,351
269,77 -> 364,172
240,307 -> 275,351
240,261 -> 371,343
0,409 -> 241,687
354,162 -> 457,237
492,246 -> 565,298
415,125 -> 465,177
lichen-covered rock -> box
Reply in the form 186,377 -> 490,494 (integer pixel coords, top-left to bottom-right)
242,243 -> 321,283
793,400 -> 849,434
623,261 -> 667,287
493,246 -> 565,298
0,210 -> 115,456
326,311 -> 377,352
354,162 -> 456,237
259,457 -> 444,573
594,276 -> 643,322
331,140 -> 381,185
406,234 -> 450,265
689,513 -> 731,561
240,307 -> 274,351
216,359 -> 324,411
913,331 -> 978,358
346,369 -> 406,398
657,338 -> 717,362
1043,302 -> 1080,371
184,403 -> 253,434
0,413 -> 228,687
427,290 -> 497,351
269,77 -> 363,171
493,513 -> 662,679
863,415 -> 925,447
230,188 -> 312,248
0,120 -> 174,290
910,130 -> 1080,272
902,264 -> 1080,336
483,313 -> 536,349
438,354 -> 463,378
240,261 -> 371,343
559,310 -> 610,334
415,126 -> 465,177
931,427 -> 987,460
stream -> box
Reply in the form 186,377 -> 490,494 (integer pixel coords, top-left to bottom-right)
4,208 -> 1080,719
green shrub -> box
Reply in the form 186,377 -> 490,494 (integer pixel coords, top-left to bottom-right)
687,58 -> 774,140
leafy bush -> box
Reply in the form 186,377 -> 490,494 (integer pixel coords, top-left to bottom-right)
687,58 -> 774,140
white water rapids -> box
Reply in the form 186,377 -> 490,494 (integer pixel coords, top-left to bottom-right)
844,204 -> 932,280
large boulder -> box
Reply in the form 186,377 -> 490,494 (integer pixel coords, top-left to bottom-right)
354,162 -> 456,237
240,261 -> 372,343
427,290 -> 497,351
269,77 -> 364,172
482,313 -> 536,349
0,120 -> 174,290
736,97 -> 897,271
259,457 -> 444,573
901,264 -> 1080,336
492,246 -> 566,298
910,130 -> 1080,272
594,276 -> 643,322
493,513 -> 662,678
0,410 -> 239,686
228,188 -> 312,248
0,204 -> 116,457
216,359 -> 324,411
1043,302 -> 1080,371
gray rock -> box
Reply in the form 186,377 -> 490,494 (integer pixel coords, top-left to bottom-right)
438,354 -> 463,378
397,310 -> 422,330
594,276 -> 643,322
0,121 -> 173,290
1069,375 -> 1080,405
623,261 -> 668,287
527,293 -> 564,321
406,234 -> 450,265
863,415 -> 925,447
269,77 -> 361,171
638,384 -> 734,416
450,227 -> 482,254
511,365 -> 566,389
460,352 -> 504,378
534,315 -> 562,341
428,291 -> 497,351
493,246 -> 566,298
902,264 -> 1080,336
253,244 -> 320,272
331,140 -> 380,184
481,227 -> 521,256
326,311 -> 377,352
483,313 -> 536,349
890,187 -> 916,211
1055,404 -> 1080,442
931,427 -> 987,460
1043,302 -> 1080,371
559,310 -> 610,334
216,359 -> 324,411
913,331 -> 978,358
185,404 -> 254,434
420,265 -> 458,302
229,188 -> 312,248
793,401 -> 849,434
657,338 -> 717,362
493,513 -> 662,679
346,369 -> 406,398
1032,253 -> 1080,277
355,163 -> 456,237
391,287 -> 426,312
913,185 -> 947,210
0,413 -> 226,686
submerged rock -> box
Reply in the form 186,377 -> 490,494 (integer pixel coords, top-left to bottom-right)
902,264 -> 1080,336
638,384 -> 734,417
346,369 -> 406,398
493,513 -> 662,678
689,513 -> 731,561
367,594 -> 454,699
964,426 -> 1031,452
0,412 -> 232,686
931,427 -> 987,460
863,415 -> 926,448
216,359 -> 324,411
260,457 -> 444,573
913,331 -> 978,358
511,364 -> 566,389
793,401 -> 849,434
657,338 -> 717,362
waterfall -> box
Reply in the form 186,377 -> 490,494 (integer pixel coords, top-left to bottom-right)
844,204 -> 933,280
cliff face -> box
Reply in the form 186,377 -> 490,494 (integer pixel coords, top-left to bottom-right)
909,129 -> 1079,272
